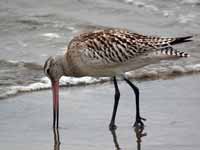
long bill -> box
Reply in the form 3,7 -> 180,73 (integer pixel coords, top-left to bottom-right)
51,80 -> 59,128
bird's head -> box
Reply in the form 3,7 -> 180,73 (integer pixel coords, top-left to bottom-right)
44,56 -> 64,82
44,56 -> 64,128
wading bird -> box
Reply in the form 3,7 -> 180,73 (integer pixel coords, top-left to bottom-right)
44,28 -> 192,130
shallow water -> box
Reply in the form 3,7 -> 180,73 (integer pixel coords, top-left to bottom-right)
0,75 -> 200,150
0,0 -> 200,98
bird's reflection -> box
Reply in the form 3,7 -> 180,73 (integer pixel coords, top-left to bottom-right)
110,129 -> 121,150
53,128 -> 61,150
134,126 -> 147,150
110,126 -> 147,150
52,126 -> 146,150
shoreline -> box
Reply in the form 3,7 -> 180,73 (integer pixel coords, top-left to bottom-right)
1,71 -> 200,101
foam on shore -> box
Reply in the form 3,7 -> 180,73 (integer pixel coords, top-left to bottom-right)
0,63 -> 200,99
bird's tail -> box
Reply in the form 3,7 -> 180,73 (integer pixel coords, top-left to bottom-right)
160,46 -> 190,57
170,36 -> 193,45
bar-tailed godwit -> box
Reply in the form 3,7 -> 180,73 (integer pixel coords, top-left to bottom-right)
44,28 -> 192,130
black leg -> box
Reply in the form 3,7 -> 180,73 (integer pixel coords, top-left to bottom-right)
110,128 -> 121,149
109,76 -> 120,130
124,77 -> 146,128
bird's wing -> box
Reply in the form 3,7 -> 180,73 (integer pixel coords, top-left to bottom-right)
68,29 -> 190,66
131,31 -> 193,47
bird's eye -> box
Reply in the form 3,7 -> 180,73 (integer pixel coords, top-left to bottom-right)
47,68 -> 50,74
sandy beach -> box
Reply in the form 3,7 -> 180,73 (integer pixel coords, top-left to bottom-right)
0,74 -> 200,150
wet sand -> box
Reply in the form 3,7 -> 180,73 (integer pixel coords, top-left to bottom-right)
0,75 -> 200,150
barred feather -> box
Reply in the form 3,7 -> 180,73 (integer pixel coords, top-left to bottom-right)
68,28 -> 192,65
160,47 -> 190,57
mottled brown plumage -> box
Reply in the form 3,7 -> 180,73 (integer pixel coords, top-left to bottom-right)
59,28 -> 191,77
68,28 -> 190,63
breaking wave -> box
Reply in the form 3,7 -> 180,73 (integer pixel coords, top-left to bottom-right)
0,63 -> 200,99
0,76 -> 110,99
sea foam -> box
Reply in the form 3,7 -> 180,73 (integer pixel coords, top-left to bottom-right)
0,76 -> 110,99
41,33 -> 61,39
0,64 -> 200,99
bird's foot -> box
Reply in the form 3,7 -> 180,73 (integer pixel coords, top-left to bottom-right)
109,123 -> 117,130
133,116 -> 146,128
